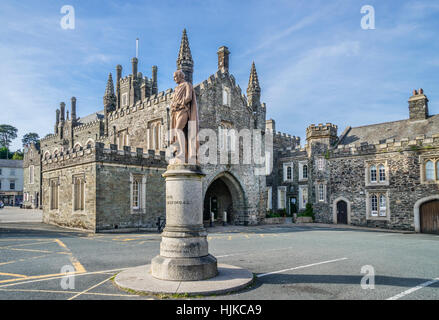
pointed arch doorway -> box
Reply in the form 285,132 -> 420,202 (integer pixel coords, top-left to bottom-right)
203,172 -> 247,225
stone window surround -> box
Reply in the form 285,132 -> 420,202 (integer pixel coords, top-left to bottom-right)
130,173 -> 147,214
147,119 -> 163,150
316,157 -> 326,171
218,121 -> 234,152
298,185 -> 308,210
121,92 -> 128,107
29,165 -> 34,185
365,160 -> 389,186
72,174 -> 86,213
222,86 -> 231,107
314,182 -> 327,203
283,162 -> 294,182
49,178 -> 59,211
420,156 -> 439,184
299,160 -> 308,181
365,190 -> 390,221
266,186 -> 272,210
277,186 -> 287,210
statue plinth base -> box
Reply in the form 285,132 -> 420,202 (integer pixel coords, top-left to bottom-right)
151,164 -> 218,281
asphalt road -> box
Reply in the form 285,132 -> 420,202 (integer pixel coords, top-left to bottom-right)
0,218 -> 438,300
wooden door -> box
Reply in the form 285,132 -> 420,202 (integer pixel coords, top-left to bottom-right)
337,201 -> 348,224
420,200 -> 439,234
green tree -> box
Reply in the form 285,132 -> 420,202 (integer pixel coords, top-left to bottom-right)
0,125 -> 18,159
12,151 -> 23,160
0,147 -> 11,159
22,132 -> 40,148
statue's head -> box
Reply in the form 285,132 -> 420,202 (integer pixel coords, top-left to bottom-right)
173,70 -> 185,84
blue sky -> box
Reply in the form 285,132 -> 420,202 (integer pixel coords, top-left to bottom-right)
1,0 -> 439,151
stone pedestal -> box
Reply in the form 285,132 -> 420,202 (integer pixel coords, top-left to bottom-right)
151,164 -> 218,281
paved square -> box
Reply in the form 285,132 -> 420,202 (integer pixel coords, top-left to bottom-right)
0,213 -> 438,300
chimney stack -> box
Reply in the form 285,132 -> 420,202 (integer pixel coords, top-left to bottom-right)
60,102 -> 65,122
217,46 -> 230,72
131,57 -> 138,79
71,97 -> 77,122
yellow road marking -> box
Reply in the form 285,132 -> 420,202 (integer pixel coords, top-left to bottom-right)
54,239 -> 86,273
68,276 -> 113,300
0,272 -> 27,278
54,239 -> 67,249
0,247 -> 54,253
0,288 -> 139,297
0,254 -> 51,266
0,240 -> 56,249
0,272 -> 78,284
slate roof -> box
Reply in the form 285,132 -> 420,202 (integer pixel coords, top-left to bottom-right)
0,160 -> 23,168
338,114 -> 439,146
77,110 -> 104,125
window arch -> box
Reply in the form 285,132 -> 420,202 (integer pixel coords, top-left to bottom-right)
74,143 -> 82,151
378,164 -> 386,182
287,166 -> 292,180
86,139 -> 94,149
370,165 -> 377,182
303,165 -> 308,179
426,161 -> 434,181
371,194 -> 378,216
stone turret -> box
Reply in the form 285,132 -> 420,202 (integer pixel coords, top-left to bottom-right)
217,46 -> 230,73
176,29 -> 193,84
247,62 -> 261,107
409,88 -> 429,121
306,123 -> 338,156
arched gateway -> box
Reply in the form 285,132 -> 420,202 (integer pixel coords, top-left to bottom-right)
203,171 -> 247,225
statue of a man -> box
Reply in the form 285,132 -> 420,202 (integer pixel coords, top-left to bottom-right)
169,70 -> 199,164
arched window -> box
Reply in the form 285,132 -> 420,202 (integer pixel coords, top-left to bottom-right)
287,166 -> 292,180
74,144 -> 82,151
378,165 -> 386,182
436,162 -> 439,180
132,180 -> 140,209
370,165 -> 377,182
379,195 -> 386,216
426,161 -> 434,181
371,195 -> 378,216
303,165 -> 308,179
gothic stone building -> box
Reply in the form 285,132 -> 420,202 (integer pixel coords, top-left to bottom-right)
268,89 -> 439,234
23,30 -> 275,232
23,31 -> 439,234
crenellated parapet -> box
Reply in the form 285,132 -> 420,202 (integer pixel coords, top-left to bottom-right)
108,89 -> 173,122
306,123 -> 338,141
41,142 -> 167,172
330,133 -> 439,158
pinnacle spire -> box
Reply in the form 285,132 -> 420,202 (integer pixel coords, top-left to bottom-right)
247,62 -> 261,94
176,29 -> 194,83
177,29 -> 193,63
105,73 -> 115,96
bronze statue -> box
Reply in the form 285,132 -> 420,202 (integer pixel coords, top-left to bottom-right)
169,70 -> 199,164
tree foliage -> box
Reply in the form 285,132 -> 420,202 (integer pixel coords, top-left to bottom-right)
22,132 -> 40,147
0,124 -> 18,148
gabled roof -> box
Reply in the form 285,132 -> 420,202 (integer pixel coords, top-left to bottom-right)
338,114 -> 439,146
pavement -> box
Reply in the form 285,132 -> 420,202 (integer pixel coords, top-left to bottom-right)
0,207 -> 42,223
0,207 -> 438,300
